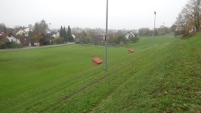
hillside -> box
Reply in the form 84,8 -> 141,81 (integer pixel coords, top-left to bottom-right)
92,34 -> 201,113
0,34 -> 201,112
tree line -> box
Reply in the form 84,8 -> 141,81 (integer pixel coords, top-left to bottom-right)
138,27 -> 171,36
0,20 -> 75,48
74,29 -> 140,45
174,0 -> 201,37
58,26 -> 74,42
139,0 -> 201,38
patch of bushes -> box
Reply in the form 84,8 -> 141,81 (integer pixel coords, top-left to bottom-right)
52,37 -> 64,44
0,39 -> 21,49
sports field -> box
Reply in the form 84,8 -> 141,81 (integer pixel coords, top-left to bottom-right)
0,34 -> 201,112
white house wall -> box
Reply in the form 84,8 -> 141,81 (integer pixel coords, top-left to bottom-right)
7,36 -> 21,44
16,29 -> 25,36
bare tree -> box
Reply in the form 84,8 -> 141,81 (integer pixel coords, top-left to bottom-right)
32,20 -> 49,43
176,0 -> 201,32
0,23 -> 6,32
28,24 -> 33,31
39,20 -> 48,34
138,28 -> 151,36
33,20 -> 48,35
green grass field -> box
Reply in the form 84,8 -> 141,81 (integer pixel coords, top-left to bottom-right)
0,34 -> 201,112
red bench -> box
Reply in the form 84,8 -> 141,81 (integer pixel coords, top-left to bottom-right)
128,48 -> 134,53
92,57 -> 103,66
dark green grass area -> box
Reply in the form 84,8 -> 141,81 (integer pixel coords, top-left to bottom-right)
1,34 -> 200,112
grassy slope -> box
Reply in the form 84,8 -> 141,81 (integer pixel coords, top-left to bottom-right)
92,33 -> 201,113
0,34 -> 200,112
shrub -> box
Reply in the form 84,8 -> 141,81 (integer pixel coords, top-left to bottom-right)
52,37 -> 64,44
0,38 -> 20,49
129,36 -> 139,43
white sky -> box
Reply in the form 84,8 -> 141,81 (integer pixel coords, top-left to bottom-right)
0,0 -> 188,30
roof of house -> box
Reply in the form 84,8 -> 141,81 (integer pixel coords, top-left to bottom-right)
0,32 -> 7,40
12,28 -> 21,35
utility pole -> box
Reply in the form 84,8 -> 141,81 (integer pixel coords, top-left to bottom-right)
104,0 -> 108,71
153,11 -> 156,48
49,23 -> 52,46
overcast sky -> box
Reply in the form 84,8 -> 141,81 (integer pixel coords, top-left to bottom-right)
0,0 -> 188,30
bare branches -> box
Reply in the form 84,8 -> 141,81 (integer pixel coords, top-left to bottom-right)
175,0 -> 201,32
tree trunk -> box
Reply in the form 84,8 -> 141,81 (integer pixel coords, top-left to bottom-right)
196,13 -> 200,32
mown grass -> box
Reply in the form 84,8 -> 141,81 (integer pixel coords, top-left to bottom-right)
92,33 -> 201,113
0,44 -> 127,100
1,34 -> 200,112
